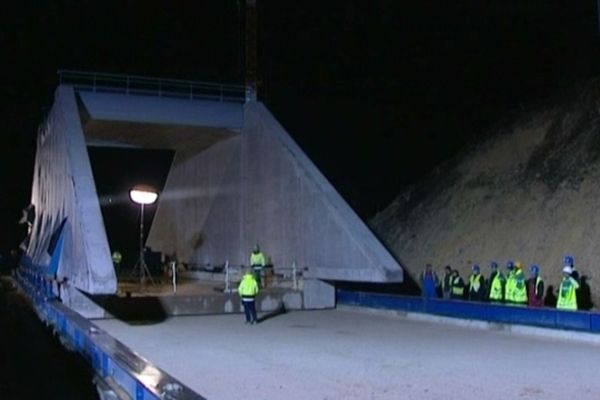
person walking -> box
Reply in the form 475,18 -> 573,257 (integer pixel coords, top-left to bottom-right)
238,269 -> 259,324
450,269 -> 465,300
419,264 -> 439,298
442,265 -> 453,299
250,245 -> 266,288
468,264 -> 485,301
487,261 -> 505,303
557,266 -> 580,310
526,265 -> 544,307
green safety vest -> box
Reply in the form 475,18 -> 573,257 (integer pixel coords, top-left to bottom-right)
238,274 -> 259,297
451,276 -> 464,296
505,270 -> 516,302
512,269 -> 527,304
489,272 -> 504,301
112,251 -> 122,264
557,277 -> 579,310
469,273 -> 483,293
250,251 -> 266,267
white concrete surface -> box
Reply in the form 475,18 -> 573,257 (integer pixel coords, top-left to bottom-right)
95,309 -> 600,400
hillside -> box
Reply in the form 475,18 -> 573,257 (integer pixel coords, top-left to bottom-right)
371,79 -> 600,309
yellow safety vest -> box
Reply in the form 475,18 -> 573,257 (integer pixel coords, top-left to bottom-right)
250,251 -> 266,267
451,276 -> 464,296
489,272 -> 504,301
557,277 -> 579,310
469,273 -> 483,293
512,269 -> 527,304
238,274 -> 259,297
505,270 -> 516,302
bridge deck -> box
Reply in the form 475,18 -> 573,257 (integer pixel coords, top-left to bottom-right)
95,308 -> 600,400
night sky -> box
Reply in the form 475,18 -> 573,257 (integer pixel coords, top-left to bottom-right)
1,1 -> 599,255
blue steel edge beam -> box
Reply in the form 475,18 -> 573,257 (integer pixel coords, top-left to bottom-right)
15,270 -> 206,400
337,290 -> 599,334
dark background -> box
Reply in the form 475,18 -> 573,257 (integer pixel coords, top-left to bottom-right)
1,1 -> 599,257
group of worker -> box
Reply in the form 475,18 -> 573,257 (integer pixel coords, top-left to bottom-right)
420,255 -> 582,310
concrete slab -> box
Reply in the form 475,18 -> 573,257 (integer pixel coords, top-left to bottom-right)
95,309 -> 600,400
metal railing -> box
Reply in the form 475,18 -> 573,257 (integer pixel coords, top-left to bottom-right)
57,69 -> 251,102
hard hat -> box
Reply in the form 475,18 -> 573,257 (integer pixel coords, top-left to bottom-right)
472,264 -> 480,272
514,261 -> 523,269
563,255 -> 574,267
490,261 -> 498,269
529,265 -> 539,274
506,260 -> 514,269
562,266 -> 573,274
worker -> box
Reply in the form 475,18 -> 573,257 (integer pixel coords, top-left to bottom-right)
419,263 -> 439,298
112,250 -> 122,275
487,261 -> 505,303
250,244 -> 266,288
504,260 -> 515,304
468,264 -> 485,301
512,261 -> 528,306
526,265 -> 544,307
557,265 -> 580,310
442,265 -> 453,299
450,269 -> 465,300
238,268 -> 259,324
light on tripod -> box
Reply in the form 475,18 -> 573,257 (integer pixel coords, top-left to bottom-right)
129,185 -> 158,285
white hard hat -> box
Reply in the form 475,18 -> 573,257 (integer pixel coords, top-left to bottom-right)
562,266 -> 573,274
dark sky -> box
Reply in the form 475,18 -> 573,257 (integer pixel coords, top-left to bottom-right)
1,1 -> 599,252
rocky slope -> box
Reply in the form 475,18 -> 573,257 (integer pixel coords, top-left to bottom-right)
371,79 -> 600,308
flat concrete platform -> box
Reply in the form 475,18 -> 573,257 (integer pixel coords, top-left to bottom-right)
95,308 -> 600,400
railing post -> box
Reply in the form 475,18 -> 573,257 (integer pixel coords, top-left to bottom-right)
93,74 -> 97,92
220,86 -> 223,102
126,76 -> 129,95
292,260 -> 298,291
190,83 -> 193,100
158,79 -> 162,97
224,260 -> 230,293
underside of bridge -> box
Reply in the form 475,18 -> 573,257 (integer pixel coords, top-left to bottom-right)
24,81 -> 403,316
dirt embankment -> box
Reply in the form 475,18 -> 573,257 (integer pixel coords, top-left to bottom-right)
371,80 -> 600,308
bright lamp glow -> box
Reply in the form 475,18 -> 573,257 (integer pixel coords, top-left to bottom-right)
129,186 -> 158,205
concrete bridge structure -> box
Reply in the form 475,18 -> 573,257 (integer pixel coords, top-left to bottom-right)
23,71 -> 403,317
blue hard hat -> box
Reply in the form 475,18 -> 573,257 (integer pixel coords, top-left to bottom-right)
490,261 -> 498,269
506,260 -> 514,269
472,264 -> 480,272
563,255 -> 574,266
529,265 -> 539,274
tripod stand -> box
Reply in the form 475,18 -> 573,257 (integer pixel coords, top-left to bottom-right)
131,203 -> 155,285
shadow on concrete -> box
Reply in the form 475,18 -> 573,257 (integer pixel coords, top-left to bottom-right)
0,276 -> 99,399
258,303 -> 287,323
88,294 -> 168,325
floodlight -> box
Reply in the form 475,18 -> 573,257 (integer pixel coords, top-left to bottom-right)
129,185 -> 159,285
129,186 -> 158,205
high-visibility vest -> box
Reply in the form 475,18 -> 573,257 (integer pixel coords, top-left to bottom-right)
557,277 -> 579,310
512,269 -> 527,304
505,270 -> 516,302
451,276 -> 464,296
469,273 -> 483,293
238,274 -> 259,297
489,272 -> 504,301
112,251 -> 122,264
250,251 -> 266,267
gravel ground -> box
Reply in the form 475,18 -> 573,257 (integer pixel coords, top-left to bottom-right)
95,308 -> 600,400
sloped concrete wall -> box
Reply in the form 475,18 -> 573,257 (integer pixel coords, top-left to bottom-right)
148,101 -> 403,282
26,86 -> 116,295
